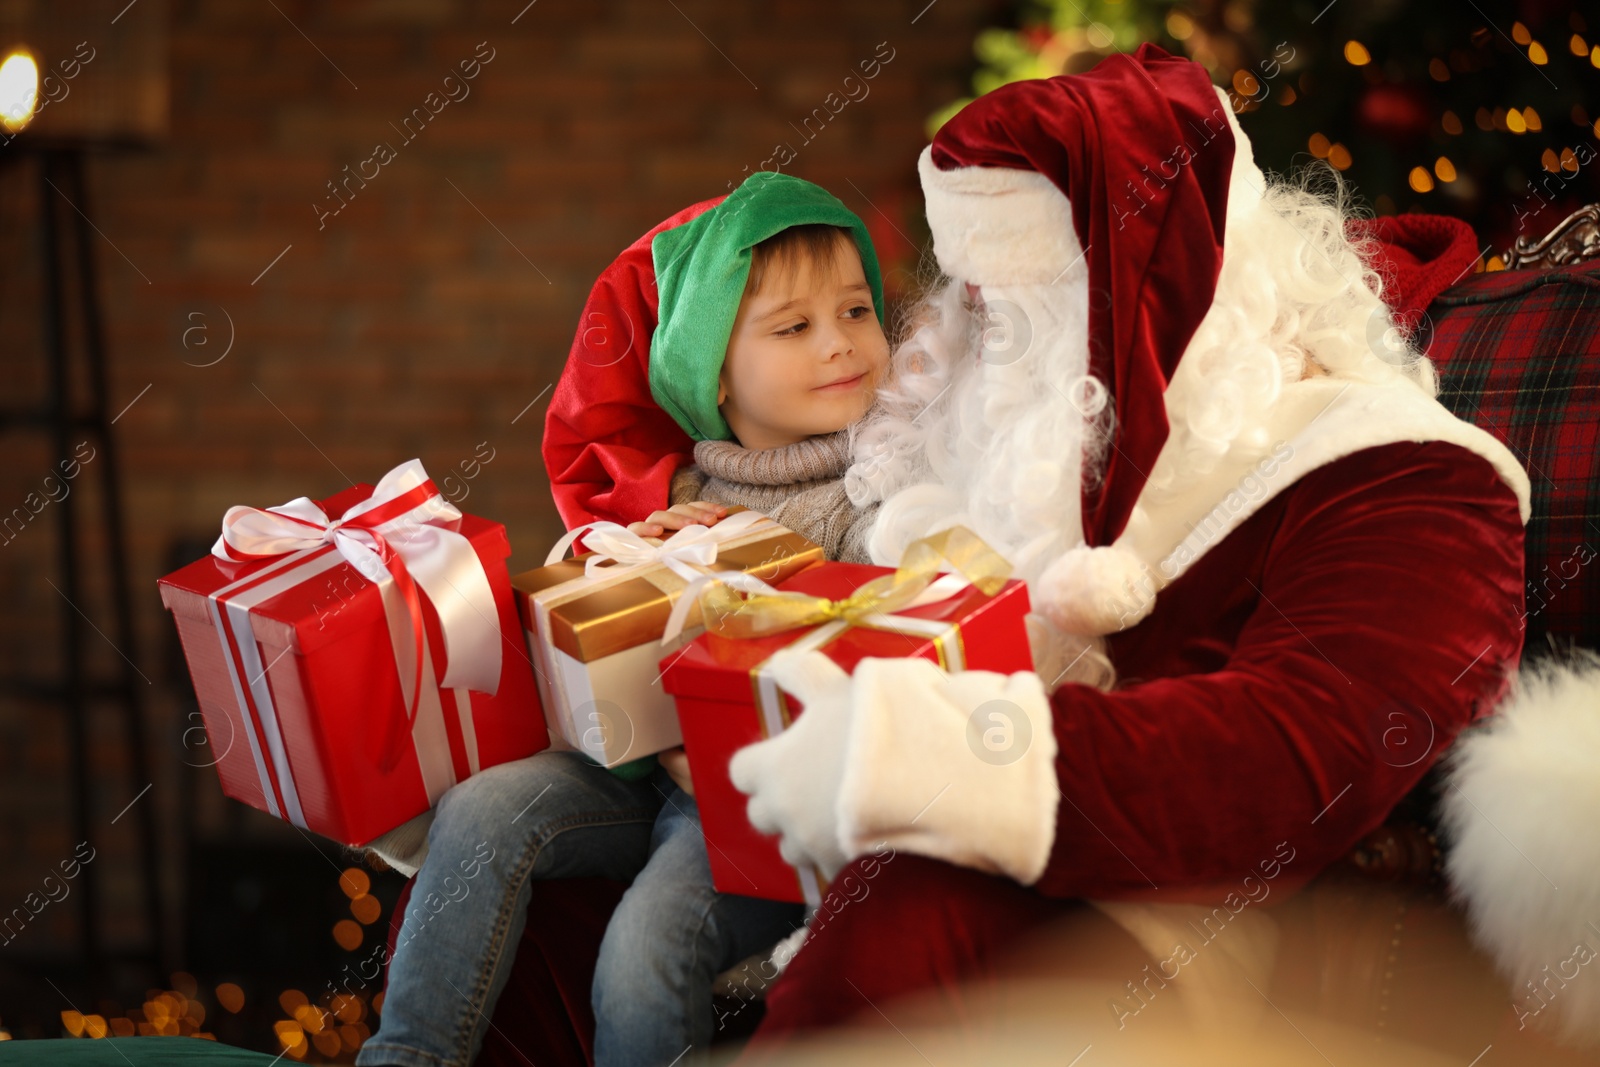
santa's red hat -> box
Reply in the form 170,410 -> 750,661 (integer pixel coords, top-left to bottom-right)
918,43 -> 1488,634
922,42 -> 1238,553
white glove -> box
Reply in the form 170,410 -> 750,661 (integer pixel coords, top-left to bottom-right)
730,650 -> 1061,887
728,650 -> 855,878
837,656 -> 1059,884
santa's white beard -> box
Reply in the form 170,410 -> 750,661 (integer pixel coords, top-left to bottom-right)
847,275 -> 1113,688
853,276 -> 1099,584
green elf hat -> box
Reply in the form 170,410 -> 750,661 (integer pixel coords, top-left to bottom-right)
648,171 -> 885,442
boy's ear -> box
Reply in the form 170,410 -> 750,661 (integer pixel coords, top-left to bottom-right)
716,373 -> 728,406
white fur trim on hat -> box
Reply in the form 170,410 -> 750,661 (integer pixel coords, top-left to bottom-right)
918,145 -> 1084,287
919,85 -> 1264,291
1440,655 -> 1600,1048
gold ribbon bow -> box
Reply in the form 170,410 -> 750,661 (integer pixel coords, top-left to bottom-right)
700,526 -> 1011,640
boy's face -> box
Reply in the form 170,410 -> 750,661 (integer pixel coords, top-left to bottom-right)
718,235 -> 889,451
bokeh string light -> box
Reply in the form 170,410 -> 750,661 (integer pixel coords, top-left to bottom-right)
48,868 -> 389,1061
934,2 -> 1600,252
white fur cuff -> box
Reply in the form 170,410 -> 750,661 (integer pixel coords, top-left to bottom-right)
835,657 -> 1059,884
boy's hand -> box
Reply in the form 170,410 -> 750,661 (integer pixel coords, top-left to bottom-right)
627,501 -> 728,538
659,746 -> 694,796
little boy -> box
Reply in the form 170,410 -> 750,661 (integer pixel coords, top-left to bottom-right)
359,173 -> 888,1067
633,217 -> 887,561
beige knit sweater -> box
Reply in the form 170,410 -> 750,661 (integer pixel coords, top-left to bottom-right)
669,430 -> 879,565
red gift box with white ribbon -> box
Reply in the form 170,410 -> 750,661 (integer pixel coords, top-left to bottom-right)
661,552 -> 1033,904
158,460 -> 545,845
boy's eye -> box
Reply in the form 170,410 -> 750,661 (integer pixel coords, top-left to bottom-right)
774,320 -> 808,337
844,304 -> 872,319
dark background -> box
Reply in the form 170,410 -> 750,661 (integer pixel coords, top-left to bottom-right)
0,0 -> 992,1057
0,0 -> 1593,1059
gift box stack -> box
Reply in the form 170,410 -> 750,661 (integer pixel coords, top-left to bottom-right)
510,509 -> 822,767
159,461 -> 545,846
660,530 -> 1035,904
160,461 -> 1037,900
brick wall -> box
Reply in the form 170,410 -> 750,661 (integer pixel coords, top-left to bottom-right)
0,0 -> 995,968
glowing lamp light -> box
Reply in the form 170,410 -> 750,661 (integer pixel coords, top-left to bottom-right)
0,49 -> 39,133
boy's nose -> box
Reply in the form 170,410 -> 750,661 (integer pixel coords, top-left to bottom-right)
818,321 -> 854,358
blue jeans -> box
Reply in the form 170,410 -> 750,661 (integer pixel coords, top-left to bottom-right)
357,750 -> 804,1067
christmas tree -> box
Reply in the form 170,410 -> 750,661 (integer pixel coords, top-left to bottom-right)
935,0 -> 1600,260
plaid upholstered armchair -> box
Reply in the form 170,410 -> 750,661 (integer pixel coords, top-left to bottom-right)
1333,206 -> 1600,885
1435,207 -> 1599,654
389,207 -> 1600,1066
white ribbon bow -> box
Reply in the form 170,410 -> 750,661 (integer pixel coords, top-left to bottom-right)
544,508 -> 771,583
212,458 -> 502,696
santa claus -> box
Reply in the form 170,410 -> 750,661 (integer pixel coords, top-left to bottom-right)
529,40 -> 1600,1060
715,41 -> 1549,1052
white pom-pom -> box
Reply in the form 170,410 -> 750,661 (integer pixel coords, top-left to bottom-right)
1034,544 -> 1156,635
1441,655 -> 1600,1047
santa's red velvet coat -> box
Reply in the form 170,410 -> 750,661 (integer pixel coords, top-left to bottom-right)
482,45 -> 1532,1064
436,437 -> 1522,1065
742,437 -> 1525,1049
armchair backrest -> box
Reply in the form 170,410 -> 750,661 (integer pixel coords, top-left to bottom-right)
1427,206 -> 1600,656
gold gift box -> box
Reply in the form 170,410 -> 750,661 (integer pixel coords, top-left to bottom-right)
510,510 -> 822,765
512,511 -> 822,663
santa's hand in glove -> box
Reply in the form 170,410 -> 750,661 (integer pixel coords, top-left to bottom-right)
729,649 -> 1061,885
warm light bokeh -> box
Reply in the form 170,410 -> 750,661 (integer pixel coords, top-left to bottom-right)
0,50 -> 39,132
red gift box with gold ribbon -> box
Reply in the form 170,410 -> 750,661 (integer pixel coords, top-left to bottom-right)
158,460 -> 545,845
661,544 -> 1033,904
